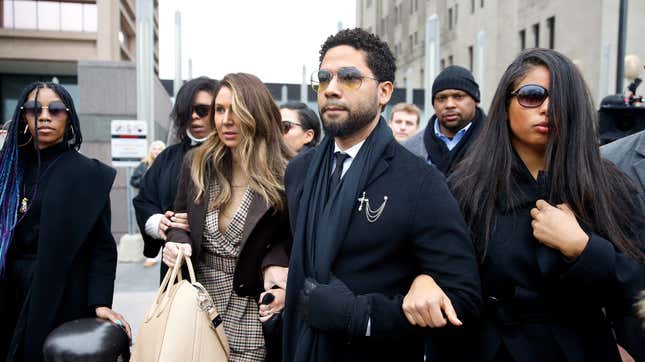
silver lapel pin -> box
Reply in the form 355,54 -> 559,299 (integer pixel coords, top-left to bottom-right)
357,191 -> 388,223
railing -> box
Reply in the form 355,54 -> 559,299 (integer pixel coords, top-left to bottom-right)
1,0 -> 97,32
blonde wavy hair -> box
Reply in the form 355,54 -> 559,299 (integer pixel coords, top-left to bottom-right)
190,73 -> 294,211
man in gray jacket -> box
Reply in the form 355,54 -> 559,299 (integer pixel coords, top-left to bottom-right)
402,65 -> 485,175
601,130 -> 645,195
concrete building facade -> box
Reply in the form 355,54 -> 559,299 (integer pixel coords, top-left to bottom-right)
0,0 -> 171,240
357,0 -> 645,113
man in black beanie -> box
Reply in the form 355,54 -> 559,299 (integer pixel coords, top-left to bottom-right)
402,65 -> 485,175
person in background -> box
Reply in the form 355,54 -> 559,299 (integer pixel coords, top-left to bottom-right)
387,102 -> 420,142
402,65 -> 485,175
130,140 -> 166,189
279,101 -> 322,153
0,82 -> 130,361
133,76 -> 217,280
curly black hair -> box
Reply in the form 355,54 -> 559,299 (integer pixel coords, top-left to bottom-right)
319,28 -> 396,84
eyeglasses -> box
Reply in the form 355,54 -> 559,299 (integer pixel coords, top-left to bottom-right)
509,84 -> 549,108
311,67 -> 379,93
193,104 -> 211,118
282,120 -> 304,134
20,101 -> 69,119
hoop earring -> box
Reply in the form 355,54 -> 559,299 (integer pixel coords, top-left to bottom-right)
23,123 -> 29,135
18,134 -> 33,148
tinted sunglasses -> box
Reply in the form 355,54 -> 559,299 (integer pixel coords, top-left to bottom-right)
21,101 -> 69,118
282,120 -> 304,134
311,67 -> 379,93
509,84 -> 549,108
193,104 -> 211,118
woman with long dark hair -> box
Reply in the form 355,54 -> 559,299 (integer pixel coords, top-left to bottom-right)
0,82 -> 130,361
165,73 -> 293,361
133,76 -> 217,278
405,49 -> 644,361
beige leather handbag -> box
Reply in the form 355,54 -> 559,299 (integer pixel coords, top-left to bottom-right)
131,249 -> 229,361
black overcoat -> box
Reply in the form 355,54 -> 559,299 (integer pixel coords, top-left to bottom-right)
283,142 -> 482,361
133,138 -> 193,258
458,157 -> 645,362
1,150 -> 117,362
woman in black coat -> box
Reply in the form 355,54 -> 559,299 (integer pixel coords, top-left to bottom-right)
0,82 -> 130,362
405,49 -> 644,361
132,76 -> 217,275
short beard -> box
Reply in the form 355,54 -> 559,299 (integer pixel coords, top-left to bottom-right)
322,105 -> 379,138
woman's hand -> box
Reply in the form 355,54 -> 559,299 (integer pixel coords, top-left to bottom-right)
162,242 -> 192,268
530,200 -> 589,259
158,211 -> 190,240
258,288 -> 286,323
95,306 -> 131,339
263,266 -> 288,290
402,274 -> 462,328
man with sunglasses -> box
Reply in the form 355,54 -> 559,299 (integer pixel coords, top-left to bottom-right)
282,28 -> 481,362
403,65 -> 485,176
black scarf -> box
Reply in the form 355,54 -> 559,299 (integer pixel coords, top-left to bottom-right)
423,107 -> 485,175
283,118 -> 394,362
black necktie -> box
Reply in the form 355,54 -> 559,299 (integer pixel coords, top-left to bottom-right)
328,151 -> 350,199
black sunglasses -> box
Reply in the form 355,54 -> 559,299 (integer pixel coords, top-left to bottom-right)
509,84 -> 549,108
311,67 -> 379,93
193,104 -> 211,118
21,101 -> 69,118
282,120 -> 304,134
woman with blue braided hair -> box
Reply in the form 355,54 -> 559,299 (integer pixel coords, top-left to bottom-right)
0,82 -> 130,361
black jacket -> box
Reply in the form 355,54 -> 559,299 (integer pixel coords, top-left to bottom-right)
133,138 -> 194,258
284,141 -> 481,361
459,156 -> 645,362
1,150 -> 117,362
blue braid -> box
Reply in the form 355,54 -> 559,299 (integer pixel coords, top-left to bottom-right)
0,117 -> 24,274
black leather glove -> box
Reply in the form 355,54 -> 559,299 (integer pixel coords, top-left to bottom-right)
301,276 -> 370,337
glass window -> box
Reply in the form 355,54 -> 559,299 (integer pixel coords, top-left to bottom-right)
61,2 -> 83,32
37,1 -> 61,31
547,16 -> 555,49
3,0 -> 15,28
13,0 -> 37,29
83,3 -> 97,32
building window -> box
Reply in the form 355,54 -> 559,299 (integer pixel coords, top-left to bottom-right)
547,16 -> 555,49
409,34 -> 413,52
414,0 -> 419,12
471,0 -> 475,13
414,31 -> 418,45
381,17 -> 386,33
519,29 -> 526,50
410,0 -> 414,15
3,0 -> 97,32
455,4 -> 458,25
395,6 -> 400,25
366,0 -> 372,8
449,55 -> 454,65
468,46 -> 474,71
448,7 -> 453,30
441,59 -> 446,70
481,0 -> 484,7
533,23 -> 540,47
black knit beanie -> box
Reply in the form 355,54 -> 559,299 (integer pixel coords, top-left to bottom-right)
432,65 -> 480,102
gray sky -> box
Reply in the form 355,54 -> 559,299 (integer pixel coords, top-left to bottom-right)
159,1 -> 356,84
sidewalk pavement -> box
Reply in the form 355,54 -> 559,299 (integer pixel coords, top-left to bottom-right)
112,260 -> 160,343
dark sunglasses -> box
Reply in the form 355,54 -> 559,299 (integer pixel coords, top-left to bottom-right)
282,120 -> 304,134
193,104 -> 211,118
311,67 -> 379,93
509,84 -> 549,108
21,101 -> 69,118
